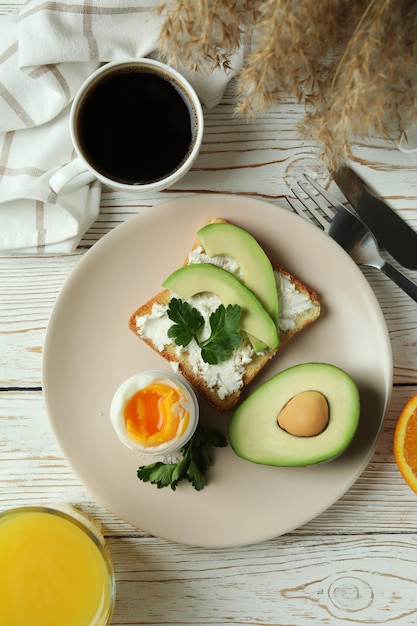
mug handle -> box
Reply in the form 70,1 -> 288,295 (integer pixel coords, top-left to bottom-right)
49,158 -> 97,194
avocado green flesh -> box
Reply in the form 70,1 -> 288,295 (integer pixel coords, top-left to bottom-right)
163,263 -> 279,349
228,363 -> 360,466
197,222 -> 279,325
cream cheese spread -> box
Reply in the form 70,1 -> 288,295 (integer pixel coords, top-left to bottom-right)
135,248 -> 317,400
276,272 -> 316,332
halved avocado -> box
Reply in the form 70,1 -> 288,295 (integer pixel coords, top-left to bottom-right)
163,263 -> 278,349
228,363 -> 360,466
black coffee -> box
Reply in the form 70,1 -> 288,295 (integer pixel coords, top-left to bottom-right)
75,67 -> 197,185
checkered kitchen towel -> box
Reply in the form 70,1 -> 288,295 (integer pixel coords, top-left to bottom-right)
0,1 -> 242,254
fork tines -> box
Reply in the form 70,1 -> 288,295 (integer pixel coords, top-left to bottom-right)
286,174 -> 351,230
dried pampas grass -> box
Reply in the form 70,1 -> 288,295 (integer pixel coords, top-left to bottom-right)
157,0 -> 417,169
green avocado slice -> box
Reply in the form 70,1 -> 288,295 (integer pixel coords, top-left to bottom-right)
162,263 -> 278,350
198,222 -> 279,353
197,222 -> 279,325
228,363 -> 360,466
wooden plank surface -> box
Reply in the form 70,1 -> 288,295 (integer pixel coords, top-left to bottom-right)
2,1 -> 417,624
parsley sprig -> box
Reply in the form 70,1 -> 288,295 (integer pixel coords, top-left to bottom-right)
137,424 -> 227,491
167,298 -> 242,365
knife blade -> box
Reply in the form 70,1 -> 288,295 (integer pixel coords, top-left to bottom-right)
332,166 -> 417,270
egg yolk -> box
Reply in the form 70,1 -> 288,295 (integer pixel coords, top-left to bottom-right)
124,383 -> 190,447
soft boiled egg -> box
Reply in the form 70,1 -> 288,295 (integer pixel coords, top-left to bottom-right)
110,370 -> 199,455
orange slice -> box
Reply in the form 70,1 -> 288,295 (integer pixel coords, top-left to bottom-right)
394,393 -> 417,493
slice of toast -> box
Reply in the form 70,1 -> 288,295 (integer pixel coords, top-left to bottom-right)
128,219 -> 321,412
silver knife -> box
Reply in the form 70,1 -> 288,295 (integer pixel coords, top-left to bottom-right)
332,166 -> 417,270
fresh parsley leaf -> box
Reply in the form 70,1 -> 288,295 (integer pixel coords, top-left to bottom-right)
137,424 -> 228,491
167,298 -> 204,347
137,462 -> 179,489
200,304 -> 242,365
186,458 -> 206,491
167,298 -> 242,365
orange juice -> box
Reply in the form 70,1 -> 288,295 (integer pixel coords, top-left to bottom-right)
0,507 -> 115,626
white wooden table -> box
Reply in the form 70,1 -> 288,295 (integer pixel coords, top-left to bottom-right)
3,2 -> 417,624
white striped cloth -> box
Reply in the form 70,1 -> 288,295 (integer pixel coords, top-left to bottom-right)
0,1 -> 242,254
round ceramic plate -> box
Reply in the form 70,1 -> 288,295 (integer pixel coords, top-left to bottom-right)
43,194 -> 392,547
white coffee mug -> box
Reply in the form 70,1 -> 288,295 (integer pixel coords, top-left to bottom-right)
49,59 -> 204,194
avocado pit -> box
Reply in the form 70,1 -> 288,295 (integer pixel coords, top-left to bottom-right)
277,390 -> 329,437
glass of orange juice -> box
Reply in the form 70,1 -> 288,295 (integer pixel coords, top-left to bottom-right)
0,506 -> 115,626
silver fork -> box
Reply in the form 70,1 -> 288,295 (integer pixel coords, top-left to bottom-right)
286,175 -> 417,303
